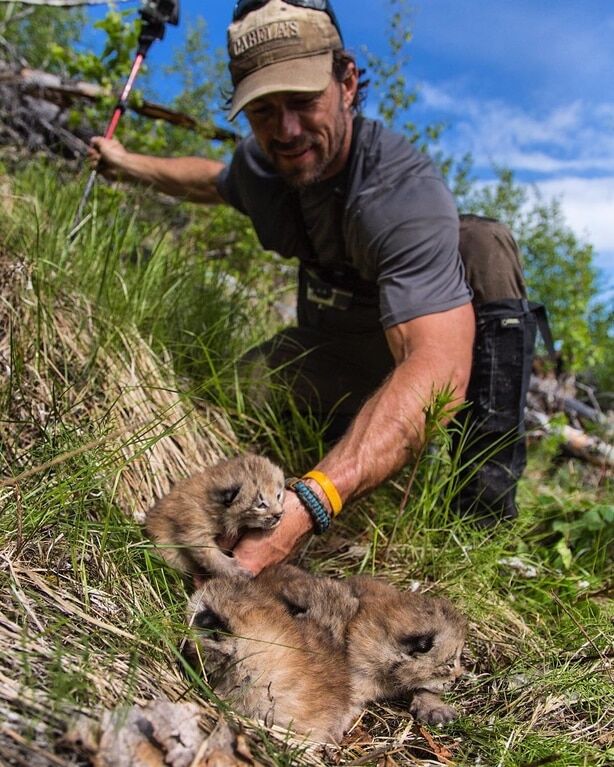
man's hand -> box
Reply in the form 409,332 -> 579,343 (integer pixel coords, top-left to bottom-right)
88,137 -> 129,179
231,490 -> 315,575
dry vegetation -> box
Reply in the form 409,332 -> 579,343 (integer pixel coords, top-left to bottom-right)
0,165 -> 612,767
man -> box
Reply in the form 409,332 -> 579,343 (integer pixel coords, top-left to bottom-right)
89,0 -> 536,574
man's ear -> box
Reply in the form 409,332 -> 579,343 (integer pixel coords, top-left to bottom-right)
341,60 -> 359,110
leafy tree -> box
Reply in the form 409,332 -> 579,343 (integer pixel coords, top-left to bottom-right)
0,3 -> 84,70
161,16 -> 232,155
461,168 -> 611,371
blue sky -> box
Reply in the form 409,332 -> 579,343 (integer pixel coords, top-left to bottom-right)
93,1 -> 614,290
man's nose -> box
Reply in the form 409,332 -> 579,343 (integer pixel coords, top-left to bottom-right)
275,107 -> 302,141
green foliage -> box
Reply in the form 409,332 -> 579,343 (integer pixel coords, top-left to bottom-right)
48,8 -> 147,143
160,16 -> 232,155
551,504 -> 614,570
51,9 -> 140,87
4,160 -> 273,381
0,3 -> 84,70
365,0 -> 444,150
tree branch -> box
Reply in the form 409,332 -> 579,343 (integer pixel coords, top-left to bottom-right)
1,67 -> 240,144
0,0 -> 133,7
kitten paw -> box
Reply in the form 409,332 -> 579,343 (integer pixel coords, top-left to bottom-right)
409,691 -> 458,725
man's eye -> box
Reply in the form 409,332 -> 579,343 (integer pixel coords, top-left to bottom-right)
247,108 -> 269,119
290,95 -> 318,109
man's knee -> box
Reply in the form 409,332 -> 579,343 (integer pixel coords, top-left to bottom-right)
459,214 -> 526,304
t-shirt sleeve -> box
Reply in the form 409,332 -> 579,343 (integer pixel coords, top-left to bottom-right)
215,142 -> 250,214
365,174 -> 472,328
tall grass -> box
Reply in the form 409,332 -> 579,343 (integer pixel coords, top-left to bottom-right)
1,158 -> 612,766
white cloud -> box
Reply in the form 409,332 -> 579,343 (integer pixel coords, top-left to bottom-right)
415,83 -> 614,275
533,177 -> 614,273
417,83 -> 614,175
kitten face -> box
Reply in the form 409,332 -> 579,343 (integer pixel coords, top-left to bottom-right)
347,577 -> 466,703
145,453 -> 286,577
183,578 -> 269,678
212,454 -> 285,532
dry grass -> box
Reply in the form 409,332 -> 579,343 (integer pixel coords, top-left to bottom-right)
0,250 -> 229,762
1,233 -> 612,766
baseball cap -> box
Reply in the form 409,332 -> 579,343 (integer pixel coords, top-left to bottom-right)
227,0 -> 343,120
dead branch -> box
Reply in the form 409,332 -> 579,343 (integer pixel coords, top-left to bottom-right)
2,67 -> 239,144
0,0 -> 132,7
527,367 -> 613,468
526,409 -> 613,468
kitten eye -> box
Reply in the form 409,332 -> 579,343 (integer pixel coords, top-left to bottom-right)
277,489 -> 284,503
193,608 -> 231,641
400,632 -> 435,655
280,596 -> 308,617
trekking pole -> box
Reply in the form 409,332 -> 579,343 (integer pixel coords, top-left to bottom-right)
68,0 -> 179,241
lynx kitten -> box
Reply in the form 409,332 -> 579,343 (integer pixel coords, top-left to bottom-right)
146,453 -> 284,578
183,575 -> 354,743
261,566 -> 467,724
183,565 -> 467,741
346,574 -> 467,725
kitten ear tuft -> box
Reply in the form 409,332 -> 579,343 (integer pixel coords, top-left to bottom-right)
401,632 -> 435,654
280,595 -> 308,617
215,484 -> 241,507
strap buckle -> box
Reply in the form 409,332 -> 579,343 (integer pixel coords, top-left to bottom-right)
305,269 -> 353,310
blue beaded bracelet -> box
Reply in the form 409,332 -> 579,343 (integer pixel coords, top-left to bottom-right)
285,477 -> 331,535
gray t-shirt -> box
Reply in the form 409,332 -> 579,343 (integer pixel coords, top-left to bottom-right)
216,116 -> 471,329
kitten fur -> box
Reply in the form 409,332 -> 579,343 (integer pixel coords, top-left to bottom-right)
346,575 -> 467,725
261,567 -> 466,724
146,453 -> 284,578
184,565 -> 466,741
256,564 -> 360,647
183,575 -> 354,743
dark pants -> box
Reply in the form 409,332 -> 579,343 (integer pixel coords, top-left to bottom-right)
242,215 -> 537,521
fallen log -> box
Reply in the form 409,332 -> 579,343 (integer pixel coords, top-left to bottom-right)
526,409 -> 613,469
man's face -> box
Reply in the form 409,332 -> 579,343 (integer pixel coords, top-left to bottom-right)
243,67 -> 357,187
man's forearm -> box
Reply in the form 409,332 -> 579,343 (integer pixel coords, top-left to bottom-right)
116,153 -> 225,203
316,355 -> 461,499
231,304 -> 474,575
316,304 -> 475,503
89,138 -> 226,204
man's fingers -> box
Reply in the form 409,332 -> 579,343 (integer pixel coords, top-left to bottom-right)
231,495 -> 315,575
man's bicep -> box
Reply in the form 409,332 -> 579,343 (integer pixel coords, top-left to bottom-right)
384,304 -> 475,398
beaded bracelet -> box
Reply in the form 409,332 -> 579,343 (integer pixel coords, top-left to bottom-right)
285,477 -> 331,535
302,470 -> 343,516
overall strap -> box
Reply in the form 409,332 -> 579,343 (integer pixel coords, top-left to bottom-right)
526,300 -> 556,360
